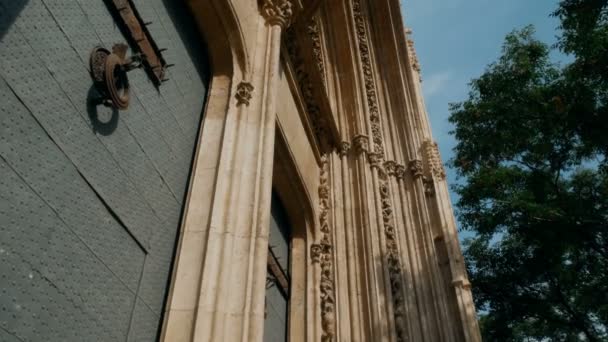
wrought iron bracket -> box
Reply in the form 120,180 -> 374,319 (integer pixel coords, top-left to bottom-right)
105,0 -> 169,86
89,44 -> 142,110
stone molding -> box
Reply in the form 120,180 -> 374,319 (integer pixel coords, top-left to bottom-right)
261,0 -> 295,28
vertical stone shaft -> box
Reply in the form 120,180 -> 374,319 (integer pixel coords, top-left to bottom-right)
187,1 -> 293,341
405,23 -> 481,341
339,144 -> 366,341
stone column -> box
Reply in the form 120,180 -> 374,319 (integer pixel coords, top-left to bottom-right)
162,1 -> 295,341
244,2 -> 295,341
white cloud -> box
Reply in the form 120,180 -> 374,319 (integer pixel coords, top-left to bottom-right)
423,71 -> 452,99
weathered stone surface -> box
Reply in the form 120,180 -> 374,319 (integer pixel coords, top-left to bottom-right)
162,0 -> 482,341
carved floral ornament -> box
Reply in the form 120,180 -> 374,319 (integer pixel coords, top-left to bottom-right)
395,164 -> 406,180
424,140 -> 447,180
384,161 -> 397,176
339,141 -> 351,157
352,135 -> 369,155
405,28 -> 421,75
306,16 -> 327,83
317,154 -> 336,341
284,27 -> 332,150
353,0 -> 385,156
261,0 -> 295,28
379,179 -> 408,342
235,82 -> 254,106
409,159 -> 424,179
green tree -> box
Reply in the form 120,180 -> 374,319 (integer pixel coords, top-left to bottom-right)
449,1 -> 608,340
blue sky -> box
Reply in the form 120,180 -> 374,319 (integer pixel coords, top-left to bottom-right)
401,0 -> 563,237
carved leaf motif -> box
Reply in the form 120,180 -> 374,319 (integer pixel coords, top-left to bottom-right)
262,0 -> 294,27
317,154 -> 336,341
353,0 -> 385,156
378,178 -> 408,341
235,82 -> 254,106
424,140 -> 446,179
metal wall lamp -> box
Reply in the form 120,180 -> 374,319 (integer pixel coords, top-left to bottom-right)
89,0 -> 170,110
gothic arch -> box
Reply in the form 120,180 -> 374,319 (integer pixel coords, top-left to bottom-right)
187,0 -> 249,77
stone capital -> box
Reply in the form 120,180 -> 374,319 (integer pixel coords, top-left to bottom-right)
311,244 -> 322,263
261,0 -> 295,28
394,164 -> 406,180
384,160 -> 397,176
409,159 -> 424,179
368,153 -> 384,170
352,135 -> 369,155
339,141 -> 351,158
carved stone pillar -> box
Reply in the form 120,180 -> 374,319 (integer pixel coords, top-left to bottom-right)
161,2 -> 296,342
245,2 -> 296,341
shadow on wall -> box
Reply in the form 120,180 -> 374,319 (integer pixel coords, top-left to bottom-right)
0,0 -> 28,40
159,0 -> 211,85
86,86 -> 119,136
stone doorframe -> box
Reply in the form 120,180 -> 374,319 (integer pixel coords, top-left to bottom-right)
160,1 -> 321,341
272,128 -> 318,342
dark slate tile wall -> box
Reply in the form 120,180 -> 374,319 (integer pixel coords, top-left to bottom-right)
0,0 -> 209,340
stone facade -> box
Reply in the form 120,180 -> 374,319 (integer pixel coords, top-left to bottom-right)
0,0 -> 480,340
162,0 -> 481,341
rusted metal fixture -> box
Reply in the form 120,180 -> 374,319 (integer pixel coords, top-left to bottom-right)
89,43 -> 142,110
107,0 -> 168,85
267,247 -> 290,296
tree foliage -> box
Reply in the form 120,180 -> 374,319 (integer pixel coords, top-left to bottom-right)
449,1 -> 608,340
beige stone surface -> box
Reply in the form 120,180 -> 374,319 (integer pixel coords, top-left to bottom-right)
162,0 -> 482,341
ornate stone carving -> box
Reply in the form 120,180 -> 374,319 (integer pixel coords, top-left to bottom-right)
409,159 -> 423,179
352,135 -> 369,155
368,153 -> 384,170
423,177 -> 435,196
261,0 -> 294,28
351,8 -> 407,334
395,164 -> 406,180
379,179 -> 408,342
235,82 -> 254,106
311,243 -> 322,263
407,40 -> 421,74
339,141 -> 351,158
306,16 -> 326,84
405,28 -> 422,79
353,0 -> 384,157
284,28 -> 329,150
424,140 -> 446,180
384,160 -> 397,176
318,154 -> 336,341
